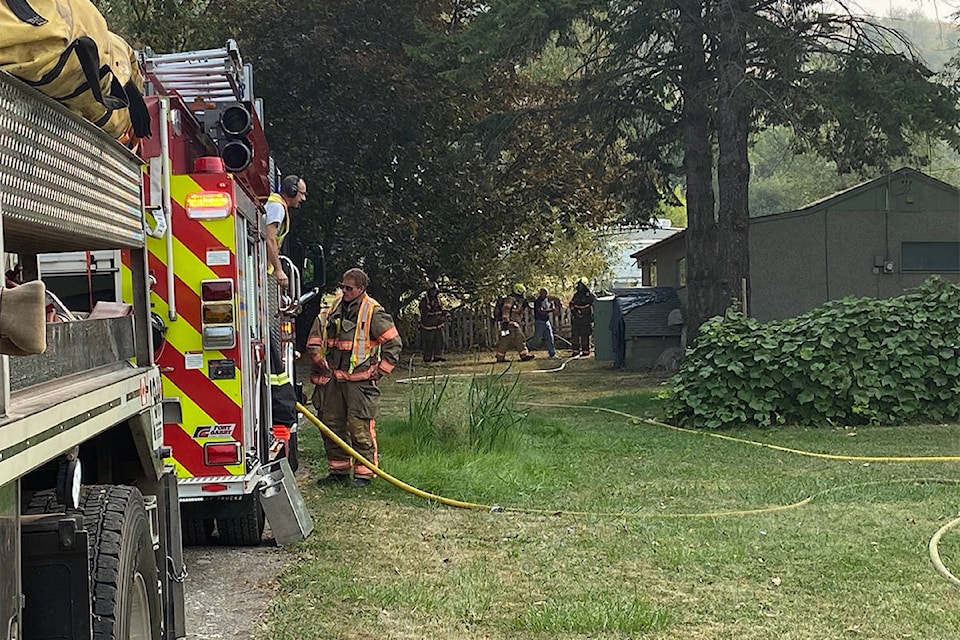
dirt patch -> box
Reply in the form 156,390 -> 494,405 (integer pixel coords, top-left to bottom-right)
183,535 -> 291,639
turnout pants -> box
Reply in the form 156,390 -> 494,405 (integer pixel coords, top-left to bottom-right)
495,325 -> 529,359
313,377 -> 381,479
571,321 -> 592,355
421,326 -> 444,361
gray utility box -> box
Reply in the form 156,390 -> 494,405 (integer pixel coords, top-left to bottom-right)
258,458 -> 314,546
593,296 -> 616,361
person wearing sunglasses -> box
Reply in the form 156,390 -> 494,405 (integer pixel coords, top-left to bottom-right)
305,268 -> 403,487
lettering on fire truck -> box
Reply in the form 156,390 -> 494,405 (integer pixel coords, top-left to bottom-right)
192,424 -> 237,438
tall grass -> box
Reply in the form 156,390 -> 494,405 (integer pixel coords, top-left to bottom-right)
401,368 -> 525,454
467,368 -> 524,452
404,374 -> 453,450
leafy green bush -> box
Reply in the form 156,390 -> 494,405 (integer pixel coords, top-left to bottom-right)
667,276 -> 960,429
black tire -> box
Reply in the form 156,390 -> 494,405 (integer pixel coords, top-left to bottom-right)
81,485 -> 162,640
22,488 -> 62,515
24,486 -> 162,639
216,494 -> 265,546
180,516 -> 215,546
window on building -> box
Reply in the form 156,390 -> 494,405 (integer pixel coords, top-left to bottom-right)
677,256 -> 687,288
649,260 -> 658,286
902,242 -> 960,272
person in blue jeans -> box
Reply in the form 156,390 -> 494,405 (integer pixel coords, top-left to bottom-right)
526,287 -> 558,358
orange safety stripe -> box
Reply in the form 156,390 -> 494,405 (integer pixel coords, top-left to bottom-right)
310,371 -> 331,385
376,325 -> 399,344
349,297 -> 377,372
315,293 -> 394,375
353,419 -> 378,476
328,459 -> 352,472
307,336 -> 325,365
378,360 -> 396,374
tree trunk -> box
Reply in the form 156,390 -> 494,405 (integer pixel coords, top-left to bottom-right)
714,0 -> 752,319
678,0 -> 718,342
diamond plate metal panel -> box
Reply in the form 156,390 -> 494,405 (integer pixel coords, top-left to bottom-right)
0,71 -> 145,253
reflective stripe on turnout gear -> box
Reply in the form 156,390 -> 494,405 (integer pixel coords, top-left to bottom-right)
312,293 -> 395,374
270,372 -> 291,386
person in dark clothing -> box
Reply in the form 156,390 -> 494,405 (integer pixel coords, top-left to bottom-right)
525,287 -> 558,358
419,282 -> 448,363
569,278 -> 596,357
269,339 -> 299,462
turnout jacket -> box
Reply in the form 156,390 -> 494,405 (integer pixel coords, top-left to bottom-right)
419,295 -> 445,330
500,293 -> 528,324
306,292 -> 402,386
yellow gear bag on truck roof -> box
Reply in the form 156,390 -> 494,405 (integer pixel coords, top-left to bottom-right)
0,0 -> 150,141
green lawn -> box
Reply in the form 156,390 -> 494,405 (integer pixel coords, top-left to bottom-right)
261,355 -> 960,639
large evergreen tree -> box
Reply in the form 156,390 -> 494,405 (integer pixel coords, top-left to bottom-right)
435,0 -> 960,334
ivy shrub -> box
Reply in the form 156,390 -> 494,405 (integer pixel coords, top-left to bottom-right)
666,276 -> 960,429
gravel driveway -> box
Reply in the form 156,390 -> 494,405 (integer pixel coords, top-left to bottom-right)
183,533 -> 291,639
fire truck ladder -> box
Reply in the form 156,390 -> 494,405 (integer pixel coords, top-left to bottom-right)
141,39 -> 253,104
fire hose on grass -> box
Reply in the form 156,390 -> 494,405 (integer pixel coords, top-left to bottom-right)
295,395 -> 960,591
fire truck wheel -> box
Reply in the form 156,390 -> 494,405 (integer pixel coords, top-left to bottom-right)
216,494 -> 265,546
181,517 -> 215,546
81,485 -> 163,640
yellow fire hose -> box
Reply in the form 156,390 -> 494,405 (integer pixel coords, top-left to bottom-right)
296,402 -> 491,511
295,396 -> 960,590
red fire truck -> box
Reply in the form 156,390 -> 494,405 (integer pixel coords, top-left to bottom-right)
38,41 -> 320,548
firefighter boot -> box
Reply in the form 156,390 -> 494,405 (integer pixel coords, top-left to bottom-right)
0,282 -> 47,356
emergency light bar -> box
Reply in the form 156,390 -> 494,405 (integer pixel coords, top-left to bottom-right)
185,191 -> 232,219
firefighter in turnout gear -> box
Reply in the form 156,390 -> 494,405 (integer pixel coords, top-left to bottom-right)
307,268 -> 403,487
494,283 -> 535,363
569,277 -> 596,356
419,281 -> 448,363
268,340 -> 298,459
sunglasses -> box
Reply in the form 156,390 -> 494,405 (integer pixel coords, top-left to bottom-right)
339,283 -> 357,292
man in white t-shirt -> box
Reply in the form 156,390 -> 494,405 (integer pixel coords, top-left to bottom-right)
264,174 -> 307,289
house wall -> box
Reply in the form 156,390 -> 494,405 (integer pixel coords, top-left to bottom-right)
750,210 -> 829,321
635,171 -> 960,323
751,176 -> 960,321
640,241 -> 686,289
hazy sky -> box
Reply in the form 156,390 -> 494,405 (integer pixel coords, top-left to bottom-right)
840,0 -> 959,19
